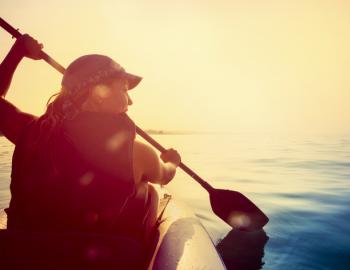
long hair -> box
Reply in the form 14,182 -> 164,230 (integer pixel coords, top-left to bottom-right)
30,86 -> 91,175
37,77 -> 117,144
36,86 -> 91,143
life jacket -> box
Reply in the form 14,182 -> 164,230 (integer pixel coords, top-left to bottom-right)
6,112 -> 136,234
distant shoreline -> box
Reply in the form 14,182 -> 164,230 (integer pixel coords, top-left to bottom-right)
143,130 -> 234,135
144,129 -> 194,135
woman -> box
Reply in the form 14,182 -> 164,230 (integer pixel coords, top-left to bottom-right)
0,34 -> 181,242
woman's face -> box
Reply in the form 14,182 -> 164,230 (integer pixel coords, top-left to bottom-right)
89,77 -> 133,114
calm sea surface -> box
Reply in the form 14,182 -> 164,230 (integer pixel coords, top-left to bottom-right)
1,133 -> 350,270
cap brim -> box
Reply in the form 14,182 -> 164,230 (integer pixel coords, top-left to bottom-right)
124,72 -> 142,90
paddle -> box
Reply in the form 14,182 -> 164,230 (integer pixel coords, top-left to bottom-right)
136,128 -> 268,231
0,17 -> 269,231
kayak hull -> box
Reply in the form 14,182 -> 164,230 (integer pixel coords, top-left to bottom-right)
149,192 -> 226,269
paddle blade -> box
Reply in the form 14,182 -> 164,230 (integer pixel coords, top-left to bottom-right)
209,189 -> 268,231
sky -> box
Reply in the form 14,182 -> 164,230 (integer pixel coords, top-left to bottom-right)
1,0 -> 350,134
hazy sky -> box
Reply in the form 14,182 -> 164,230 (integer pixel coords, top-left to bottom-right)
1,0 -> 350,133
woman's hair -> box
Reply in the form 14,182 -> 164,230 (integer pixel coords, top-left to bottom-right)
35,85 -> 91,145
30,86 -> 92,175
39,76 -> 120,140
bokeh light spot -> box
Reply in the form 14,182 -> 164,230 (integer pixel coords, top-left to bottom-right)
93,84 -> 111,99
106,131 -> 127,152
228,212 -> 251,229
80,172 -> 94,186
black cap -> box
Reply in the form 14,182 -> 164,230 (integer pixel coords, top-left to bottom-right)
62,54 -> 142,93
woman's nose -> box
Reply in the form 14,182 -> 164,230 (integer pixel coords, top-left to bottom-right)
127,94 -> 133,106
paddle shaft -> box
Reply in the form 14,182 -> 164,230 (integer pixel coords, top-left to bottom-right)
135,127 -> 214,191
0,17 -> 65,74
0,17 -> 214,193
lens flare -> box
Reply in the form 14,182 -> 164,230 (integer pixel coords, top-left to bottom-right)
106,131 -> 127,152
85,245 -> 112,261
85,246 -> 99,261
93,84 -> 111,99
85,211 -> 99,225
228,212 -> 251,229
79,172 -> 94,186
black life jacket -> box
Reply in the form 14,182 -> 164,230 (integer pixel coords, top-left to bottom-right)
6,112 -> 136,233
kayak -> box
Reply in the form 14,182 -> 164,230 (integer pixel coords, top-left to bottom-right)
0,185 -> 226,270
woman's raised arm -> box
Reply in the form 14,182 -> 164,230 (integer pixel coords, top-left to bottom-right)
0,34 -> 43,97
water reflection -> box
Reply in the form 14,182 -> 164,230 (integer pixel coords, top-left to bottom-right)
217,229 -> 269,270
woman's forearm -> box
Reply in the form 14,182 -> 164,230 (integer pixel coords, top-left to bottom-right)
0,35 -> 43,97
0,47 -> 24,97
160,162 -> 177,185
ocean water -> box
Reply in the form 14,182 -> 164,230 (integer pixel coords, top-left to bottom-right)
1,133 -> 350,270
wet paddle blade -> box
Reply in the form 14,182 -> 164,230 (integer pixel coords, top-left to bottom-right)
209,189 -> 268,231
